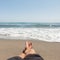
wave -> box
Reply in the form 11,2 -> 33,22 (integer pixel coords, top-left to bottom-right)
0,28 -> 60,42
0,22 -> 60,28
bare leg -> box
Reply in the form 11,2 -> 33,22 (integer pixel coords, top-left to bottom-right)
19,41 -> 36,59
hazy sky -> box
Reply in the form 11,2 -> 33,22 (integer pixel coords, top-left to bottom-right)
0,0 -> 60,22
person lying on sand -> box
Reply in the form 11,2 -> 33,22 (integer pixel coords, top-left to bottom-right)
8,41 -> 44,60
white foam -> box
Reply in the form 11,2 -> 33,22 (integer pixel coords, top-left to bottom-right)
0,28 -> 60,42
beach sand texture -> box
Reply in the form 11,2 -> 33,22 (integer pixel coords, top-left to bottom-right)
0,40 -> 60,60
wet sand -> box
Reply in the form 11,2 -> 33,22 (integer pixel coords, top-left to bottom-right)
0,40 -> 60,60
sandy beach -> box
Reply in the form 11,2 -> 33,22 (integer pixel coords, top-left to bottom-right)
0,40 -> 60,60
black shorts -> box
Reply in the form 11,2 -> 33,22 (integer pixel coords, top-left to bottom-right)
8,54 -> 44,60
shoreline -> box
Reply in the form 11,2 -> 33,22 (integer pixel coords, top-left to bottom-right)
0,38 -> 60,43
0,39 -> 60,60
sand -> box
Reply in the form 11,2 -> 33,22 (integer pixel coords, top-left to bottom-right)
0,39 -> 60,60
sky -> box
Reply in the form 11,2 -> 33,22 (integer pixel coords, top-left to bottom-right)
0,0 -> 60,22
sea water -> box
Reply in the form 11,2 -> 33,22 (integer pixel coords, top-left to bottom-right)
0,22 -> 60,42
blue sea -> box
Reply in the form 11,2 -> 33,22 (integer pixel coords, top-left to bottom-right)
0,22 -> 60,42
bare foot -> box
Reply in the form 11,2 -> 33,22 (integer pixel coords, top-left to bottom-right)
25,41 -> 32,49
25,41 -> 36,55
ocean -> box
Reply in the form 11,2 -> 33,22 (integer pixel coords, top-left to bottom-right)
0,22 -> 60,42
